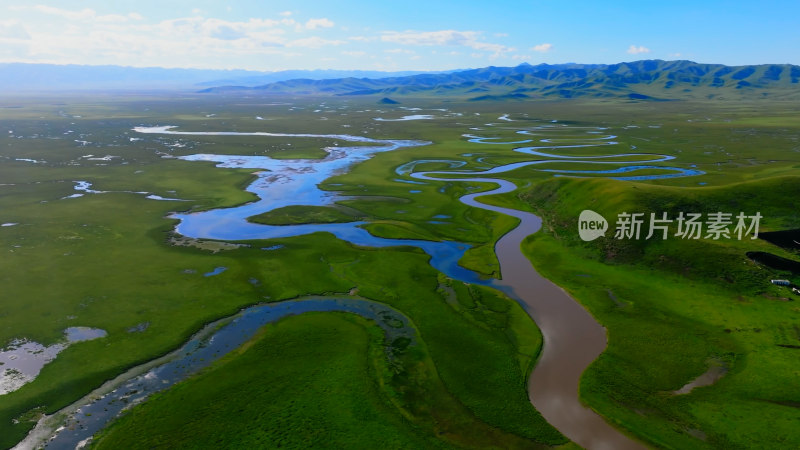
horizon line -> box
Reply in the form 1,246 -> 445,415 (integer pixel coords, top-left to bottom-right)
2,58 -> 799,74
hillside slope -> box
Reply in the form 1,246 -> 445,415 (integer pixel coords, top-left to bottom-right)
201,60 -> 800,101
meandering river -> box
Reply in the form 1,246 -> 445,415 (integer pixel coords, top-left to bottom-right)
20,298 -> 418,449
21,121 -> 698,448
413,173 -> 645,449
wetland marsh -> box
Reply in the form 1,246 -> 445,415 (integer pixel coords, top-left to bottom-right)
2,96 -> 799,449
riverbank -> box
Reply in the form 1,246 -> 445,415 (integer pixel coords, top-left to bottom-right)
413,173 -> 645,449
519,176 -> 800,448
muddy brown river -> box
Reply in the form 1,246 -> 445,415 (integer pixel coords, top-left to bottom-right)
417,175 -> 646,450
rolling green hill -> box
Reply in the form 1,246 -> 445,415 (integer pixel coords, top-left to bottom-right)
200,60 -> 800,101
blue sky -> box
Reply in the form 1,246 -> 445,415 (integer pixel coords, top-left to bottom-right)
1,0 -> 798,71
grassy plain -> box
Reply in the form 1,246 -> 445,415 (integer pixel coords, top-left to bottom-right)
248,204 -> 361,225
93,304 -> 556,449
440,103 -> 800,447
0,95 -> 560,448
93,312 -> 453,449
1,94 -> 799,448
520,175 -> 800,447
349,100 -> 800,447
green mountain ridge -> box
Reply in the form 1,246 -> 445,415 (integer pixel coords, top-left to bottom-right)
200,60 -> 800,101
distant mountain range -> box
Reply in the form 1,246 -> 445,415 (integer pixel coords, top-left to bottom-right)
0,63 -> 435,91
201,60 -> 800,101
1,60 -> 798,100
195,69 -> 444,88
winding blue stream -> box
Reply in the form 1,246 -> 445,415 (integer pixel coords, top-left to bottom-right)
135,124 -> 700,261
38,298 -> 417,449
127,123 -> 686,449
25,121 -> 687,449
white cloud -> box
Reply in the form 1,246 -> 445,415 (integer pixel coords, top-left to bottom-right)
0,20 -> 30,40
94,14 -> 133,23
33,5 -> 96,21
627,45 -> 650,55
471,41 -> 513,54
210,24 -> 245,40
385,48 -> 415,54
305,18 -> 334,30
1,8 -> 328,68
287,36 -> 345,48
19,5 -> 134,23
532,43 -> 552,53
382,29 -> 476,46
3,6 -> 496,70
381,30 -> 511,55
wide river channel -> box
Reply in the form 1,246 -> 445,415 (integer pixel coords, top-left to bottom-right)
23,120 -> 703,449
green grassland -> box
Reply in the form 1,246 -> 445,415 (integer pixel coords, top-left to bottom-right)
248,204 -> 362,225
520,176 -> 800,448
339,100 -> 800,447
91,312 -> 456,449
0,95 -> 562,448
1,94 -> 799,448
93,304 -> 556,449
